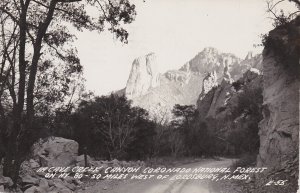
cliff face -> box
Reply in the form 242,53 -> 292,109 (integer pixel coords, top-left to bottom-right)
196,68 -> 263,154
124,48 -> 262,121
257,16 -> 300,170
198,71 -> 218,101
125,53 -> 160,99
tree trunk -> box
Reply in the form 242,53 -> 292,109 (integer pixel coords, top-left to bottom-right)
3,152 -> 22,185
3,118 -> 37,184
3,0 -> 58,184
3,117 -> 23,184
84,146 -> 88,167
3,1 -> 30,184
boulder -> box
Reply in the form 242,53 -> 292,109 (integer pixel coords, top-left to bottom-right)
38,178 -> 49,191
33,137 -> 79,167
29,159 -> 40,169
45,178 -> 75,192
47,180 -> 54,187
0,176 -> 13,187
24,186 -> 35,193
53,179 -> 67,190
24,186 -> 37,193
63,181 -> 76,191
24,186 -> 46,193
59,188 -> 73,193
21,175 -> 39,185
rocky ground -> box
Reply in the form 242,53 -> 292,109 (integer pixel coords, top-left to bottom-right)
0,137 -> 298,193
0,137 -> 146,193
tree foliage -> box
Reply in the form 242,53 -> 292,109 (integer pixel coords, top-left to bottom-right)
56,95 -> 156,160
266,0 -> 300,27
0,0 -> 136,182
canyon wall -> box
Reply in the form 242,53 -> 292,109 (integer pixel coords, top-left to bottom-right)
257,16 -> 300,170
196,68 -> 263,154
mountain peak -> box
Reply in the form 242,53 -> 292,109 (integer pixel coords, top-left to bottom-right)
122,48 -> 262,121
202,47 -> 219,54
180,47 -> 240,74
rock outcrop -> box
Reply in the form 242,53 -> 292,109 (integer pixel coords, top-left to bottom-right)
257,16 -> 300,170
235,16 -> 300,193
125,53 -> 160,99
222,63 -> 233,83
196,68 -> 263,154
198,71 -> 218,101
122,48 -> 262,121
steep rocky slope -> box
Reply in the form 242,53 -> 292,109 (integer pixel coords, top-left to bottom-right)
123,48 -> 262,121
228,16 -> 299,193
196,68 -> 263,154
257,17 -> 300,171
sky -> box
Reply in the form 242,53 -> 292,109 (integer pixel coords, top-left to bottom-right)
74,0 -> 297,96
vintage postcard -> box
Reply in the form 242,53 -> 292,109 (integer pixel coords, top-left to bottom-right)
0,0 -> 299,193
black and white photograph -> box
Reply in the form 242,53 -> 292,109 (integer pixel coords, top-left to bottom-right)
0,0 -> 299,192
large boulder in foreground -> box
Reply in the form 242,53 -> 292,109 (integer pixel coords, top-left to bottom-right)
33,137 -> 79,167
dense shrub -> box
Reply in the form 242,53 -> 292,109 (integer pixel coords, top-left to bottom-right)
263,16 -> 300,78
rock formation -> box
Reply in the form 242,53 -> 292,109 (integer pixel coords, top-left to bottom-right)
192,17 -> 299,193
32,137 -> 79,167
13,137 -> 146,193
125,53 -> 160,99
257,16 -> 300,170
122,47 -> 262,121
196,68 -> 263,154
222,62 -> 233,83
198,71 -> 218,101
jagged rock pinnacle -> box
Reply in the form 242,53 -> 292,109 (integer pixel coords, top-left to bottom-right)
125,53 -> 160,99
223,61 -> 233,83
200,71 -> 218,96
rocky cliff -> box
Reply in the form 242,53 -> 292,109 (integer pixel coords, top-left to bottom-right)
123,48 -> 262,121
196,67 -> 263,154
257,16 -> 300,171
198,71 -> 218,101
125,53 -> 160,99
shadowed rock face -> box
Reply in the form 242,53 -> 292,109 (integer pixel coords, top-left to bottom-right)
196,68 -> 263,155
257,17 -> 300,170
123,48 -> 262,121
258,51 -> 299,168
